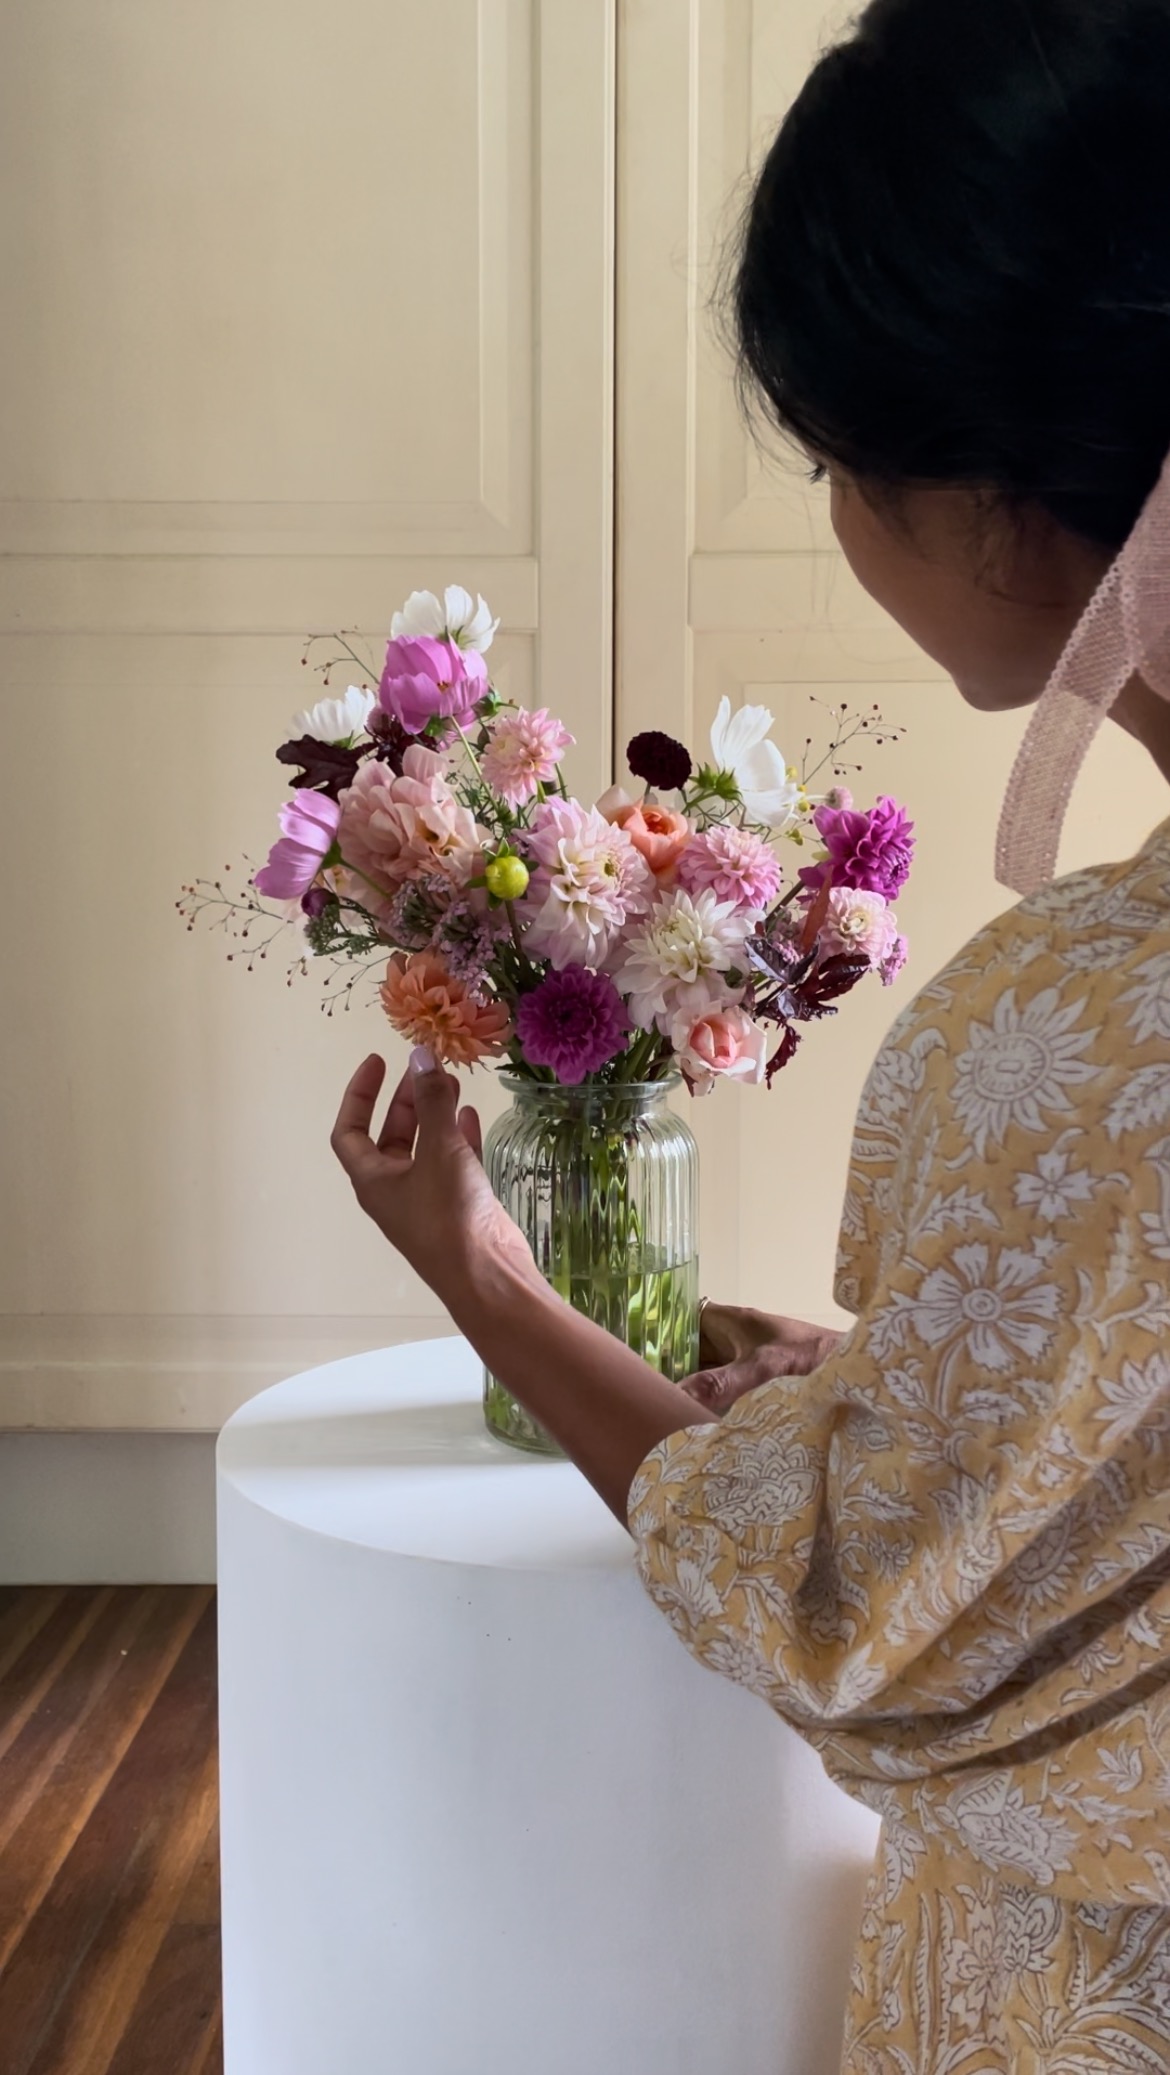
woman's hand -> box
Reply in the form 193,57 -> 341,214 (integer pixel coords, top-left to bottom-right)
681,1300 -> 842,1414
330,1050 -> 539,1307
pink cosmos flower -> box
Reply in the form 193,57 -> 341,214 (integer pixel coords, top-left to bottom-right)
253,790 -> 340,900
671,1004 -> 768,1096
480,707 -> 575,807
380,951 -> 511,1068
818,888 -> 900,968
336,746 -> 483,923
378,635 -> 487,737
521,798 -> 653,968
676,824 -> 781,913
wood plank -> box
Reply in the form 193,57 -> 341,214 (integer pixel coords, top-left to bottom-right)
0,1589 -> 159,1859
0,1588 -> 208,1975
189,2011 -> 223,2075
0,1588 -> 68,1687
0,1588 -> 114,1765
32,1743 -> 219,2075
101,1813 -> 222,2075
0,1593 -> 217,2075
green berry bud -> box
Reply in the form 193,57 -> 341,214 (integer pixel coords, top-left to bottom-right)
484,854 -> 530,902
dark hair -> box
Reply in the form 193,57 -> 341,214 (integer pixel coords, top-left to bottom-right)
735,0 -> 1170,550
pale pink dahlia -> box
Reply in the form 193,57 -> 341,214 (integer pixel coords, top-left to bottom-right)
676,824 -> 782,914
336,746 -> 484,922
520,798 -> 653,969
481,708 -> 575,807
817,888 -> 900,968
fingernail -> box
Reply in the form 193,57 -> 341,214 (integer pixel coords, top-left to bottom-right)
409,1045 -> 437,1076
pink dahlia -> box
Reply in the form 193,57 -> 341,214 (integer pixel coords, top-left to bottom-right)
336,746 -> 483,922
520,798 -> 653,968
799,795 -> 915,901
378,634 -> 487,737
676,824 -> 782,914
481,707 -> 575,807
253,790 -> 340,900
515,966 -> 630,1084
817,888 -> 900,968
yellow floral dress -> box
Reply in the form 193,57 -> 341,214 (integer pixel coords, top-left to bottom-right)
630,820 -> 1170,2073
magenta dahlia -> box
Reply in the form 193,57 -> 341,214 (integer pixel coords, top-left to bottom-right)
515,966 -> 631,1084
798,795 -> 915,901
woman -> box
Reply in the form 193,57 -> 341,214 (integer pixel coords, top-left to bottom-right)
332,1 -> 1170,2065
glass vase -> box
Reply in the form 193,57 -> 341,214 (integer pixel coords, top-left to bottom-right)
482,1076 -> 700,1455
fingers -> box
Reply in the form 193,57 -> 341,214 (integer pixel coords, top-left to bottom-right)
698,1301 -> 740,1367
680,1367 -> 731,1410
330,1055 -> 387,1179
409,1051 -> 462,1146
458,1106 -> 483,1160
377,1068 -> 421,1156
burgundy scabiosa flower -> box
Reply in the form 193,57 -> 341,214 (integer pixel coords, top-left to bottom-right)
515,966 -> 631,1084
626,731 -> 693,793
799,795 -> 915,901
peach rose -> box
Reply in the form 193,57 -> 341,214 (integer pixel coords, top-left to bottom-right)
608,802 -> 692,882
671,1004 -> 768,1095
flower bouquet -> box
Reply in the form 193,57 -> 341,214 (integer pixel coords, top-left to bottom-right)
182,585 -> 912,1451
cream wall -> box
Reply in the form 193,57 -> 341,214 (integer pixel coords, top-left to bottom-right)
2,0 -> 1166,1439
615,0 -> 1170,1325
0,0 -> 616,1431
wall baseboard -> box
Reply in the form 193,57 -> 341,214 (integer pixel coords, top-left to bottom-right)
0,1314 -> 451,1434
0,1431 -> 219,1583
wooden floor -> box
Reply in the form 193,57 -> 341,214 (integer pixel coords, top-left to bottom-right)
0,1586 -> 222,2075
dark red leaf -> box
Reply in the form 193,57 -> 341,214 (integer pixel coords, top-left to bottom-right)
765,1025 -> 801,1083
276,735 -> 365,797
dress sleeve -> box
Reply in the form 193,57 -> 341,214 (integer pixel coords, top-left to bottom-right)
628,1350 -> 908,1730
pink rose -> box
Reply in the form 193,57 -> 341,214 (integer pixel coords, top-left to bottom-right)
671,1004 -> 768,1096
378,635 -> 487,736
611,802 -> 692,882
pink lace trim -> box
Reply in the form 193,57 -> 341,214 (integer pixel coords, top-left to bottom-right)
996,448 -> 1170,895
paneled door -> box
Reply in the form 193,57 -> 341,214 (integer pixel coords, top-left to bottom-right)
616,0 -> 1167,1316
0,1 -> 617,1429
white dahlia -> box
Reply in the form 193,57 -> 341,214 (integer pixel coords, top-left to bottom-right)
611,887 -> 749,1032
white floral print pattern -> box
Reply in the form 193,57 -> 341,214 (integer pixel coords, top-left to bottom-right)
630,817 -> 1170,2072
951,986 -> 1098,1157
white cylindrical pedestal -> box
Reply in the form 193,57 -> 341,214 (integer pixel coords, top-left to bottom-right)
217,1337 -> 879,2075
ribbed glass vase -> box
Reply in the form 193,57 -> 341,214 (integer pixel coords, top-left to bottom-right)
482,1076 -> 700,1455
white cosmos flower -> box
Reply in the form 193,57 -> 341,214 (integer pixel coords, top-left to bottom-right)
611,887 -> 748,1032
391,585 -> 499,654
287,684 -> 375,744
709,697 -> 802,829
